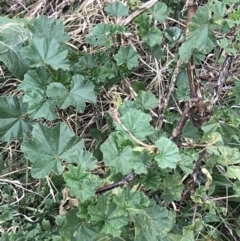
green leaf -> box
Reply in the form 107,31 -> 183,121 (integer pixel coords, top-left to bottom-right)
21,36 -> 70,70
175,85 -> 190,102
23,88 -> 57,120
161,172 -> 184,202
142,28 -> 163,47
47,74 -> 96,113
78,53 -> 98,70
60,209 -> 98,241
154,137 -> 181,169
86,23 -> 110,47
136,90 -> 158,110
134,13 -> 151,33
131,81 -> 146,93
0,209 -> 13,222
29,15 -> 70,43
116,109 -> 154,141
180,228 -> 194,241
0,96 -> 33,142
202,117 -> 220,136
142,167 -> 162,190
68,150 -> 97,170
18,67 -> 53,92
114,46 -> 139,70
0,17 -> 29,78
211,0 -> 226,22
233,181 -> 240,197
18,67 -> 57,120
118,100 -> 142,115
179,5 -> 217,62
146,44 -> 164,59
134,204 -> 175,240
63,164 -> 100,201
148,2 -> 168,23
21,122 -> 84,178
104,2 -> 129,17
226,166 -> 240,181
218,146 -> 240,166
129,151 -> 152,174
180,220 -> 203,241
232,82 -> 240,104
179,150 -> 198,175
88,195 -> 129,237
113,187 -> 149,216
182,121 -> 201,139
100,134 -> 132,174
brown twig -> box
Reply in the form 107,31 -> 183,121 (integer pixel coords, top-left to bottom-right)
120,0 -> 158,26
96,172 -> 137,194
170,102 -> 191,140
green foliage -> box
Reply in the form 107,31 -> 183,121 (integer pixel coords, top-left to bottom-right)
0,16 -> 29,78
114,46 -> 139,69
179,4 -> 218,62
0,96 -> 33,142
104,1 -> 129,17
21,123 -> 84,178
1,1 -> 240,241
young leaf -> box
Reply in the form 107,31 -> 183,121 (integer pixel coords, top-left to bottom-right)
148,2 -> 168,23
0,17 -> 29,78
136,91 -> 159,110
114,46 -> 139,70
21,123 -> 84,178
0,96 -> 33,142
86,23 -> 110,47
134,13 -> 151,33
78,53 -> 98,69
154,137 -> 181,169
63,164 -> 100,201
21,36 -> 70,70
68,150 -> 97,170
104,2 -> 129,17
141,27 -> 163,47
88,195 -> 129,237
129,151 -> 152,174
116,109 -> 154,141
29,15 -> 70,43
100,134 -> 132,174
47,74 -> 96,113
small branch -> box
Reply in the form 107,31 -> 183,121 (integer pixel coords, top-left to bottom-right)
170,102 -> 191,139
212,54 -> 233,103
96,172 -> 137,194
120,0 -> 158,26
158,58 -> 182,129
